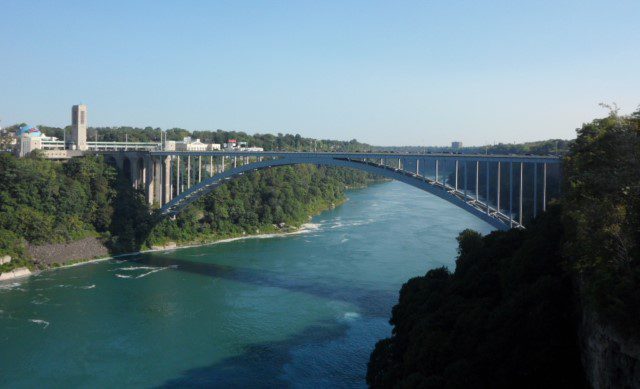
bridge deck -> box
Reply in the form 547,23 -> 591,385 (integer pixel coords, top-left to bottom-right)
149,151 -> 561,164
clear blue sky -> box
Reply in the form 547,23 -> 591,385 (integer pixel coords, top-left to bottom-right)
1,1 -> 638,146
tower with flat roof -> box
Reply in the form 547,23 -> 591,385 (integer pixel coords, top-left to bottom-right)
71,104 -> 88,150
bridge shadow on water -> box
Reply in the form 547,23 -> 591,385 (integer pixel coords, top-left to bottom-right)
119,252 -> 388,387
124,252 -> 398,319
154,320 -> 357,388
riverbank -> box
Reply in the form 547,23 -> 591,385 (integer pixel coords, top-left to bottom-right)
1,187 -> 356,282
0,221 -> 324,283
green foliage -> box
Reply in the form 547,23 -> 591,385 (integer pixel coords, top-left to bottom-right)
0,154 -> 117,251
146,165 -> 375,245
0,228 -> 30,272
563,110 -> 640,334
367,207 -> 584,388
0,152 -> 376,264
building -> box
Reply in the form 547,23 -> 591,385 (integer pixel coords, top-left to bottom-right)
223,139 -> 250,149
71,104 -> 88,150
451,141 -> 463,149
177,137 -> 207,151
165,137 -> 221,151
18,125 -> 42,157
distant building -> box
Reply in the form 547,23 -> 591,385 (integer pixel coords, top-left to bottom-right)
166,137 -> 221,151
451,141 -> 463,149
223,139 -> 249,149
18,125 -> 43,157
223,139 -> 237,149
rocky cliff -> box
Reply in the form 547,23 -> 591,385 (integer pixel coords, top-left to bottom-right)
580,304 -> 640,388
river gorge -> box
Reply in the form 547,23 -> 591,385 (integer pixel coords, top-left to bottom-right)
0,181 -> 493,387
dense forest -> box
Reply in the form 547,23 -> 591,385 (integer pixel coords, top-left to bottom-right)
367,108 -> 640,388
0,151 -> 377,272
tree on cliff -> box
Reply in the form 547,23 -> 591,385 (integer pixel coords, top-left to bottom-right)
366,207 -> 584,388
563,107 -> 640,335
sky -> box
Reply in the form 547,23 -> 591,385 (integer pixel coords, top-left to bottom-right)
1,1 -> 638,146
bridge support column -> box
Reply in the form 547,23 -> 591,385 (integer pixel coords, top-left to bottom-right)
131,158 -> 140,189
163,156 -> 171,205
475,161 -> 479,201
234,156 -> 237,168
114,155 -> 125,171
176,156 -> 181,196
463,162 -> 467,199
497,162 -> 501,213
486,161 -> 490,214
145,156 -> 155,205
542,163 -> 547,212
187,156 -> 191,189
154,157 -> 162,205
198,156 -> 202,183
519,162 -> 524,225
509,162 -> 513,227
455,160 -> 459,192
533,163 -> 538,217
210,156 -> 214,177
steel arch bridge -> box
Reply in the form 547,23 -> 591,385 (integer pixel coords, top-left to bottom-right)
143,151 -> 561,231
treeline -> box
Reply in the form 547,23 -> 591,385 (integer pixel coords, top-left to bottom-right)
374,138 -> 572,156
0,154 -> 377,270
367,108 -> 640,387
3,123 -> 371,152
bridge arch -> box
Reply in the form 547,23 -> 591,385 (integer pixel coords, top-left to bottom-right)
160,156 -> 515,230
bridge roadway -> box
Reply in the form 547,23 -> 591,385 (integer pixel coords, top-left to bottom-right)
109,150 -> 559,231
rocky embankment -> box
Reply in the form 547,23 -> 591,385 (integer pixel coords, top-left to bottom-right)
580,307 -> 640,388
28,237 -> 110,267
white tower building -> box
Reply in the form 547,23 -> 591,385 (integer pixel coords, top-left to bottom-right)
71,104 -> 88,150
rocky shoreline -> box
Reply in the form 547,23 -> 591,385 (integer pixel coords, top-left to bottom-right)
0,222 -> 321,282
27,237 -> 110,267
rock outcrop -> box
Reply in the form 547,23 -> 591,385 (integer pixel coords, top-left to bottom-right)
580,307 -> 640,388
0,267 -> 31,281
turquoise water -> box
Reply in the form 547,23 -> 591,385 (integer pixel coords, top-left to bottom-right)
0,181 -> 493,388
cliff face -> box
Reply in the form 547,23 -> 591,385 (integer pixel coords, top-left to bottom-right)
580,304 -> 640,389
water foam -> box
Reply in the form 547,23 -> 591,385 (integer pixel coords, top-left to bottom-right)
118,266 -> 158,271
0,282 -> 22,290
342,312 -> 361,321
29,319 -> 50,329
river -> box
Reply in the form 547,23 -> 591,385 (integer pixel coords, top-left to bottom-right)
0,181 -> 493,388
